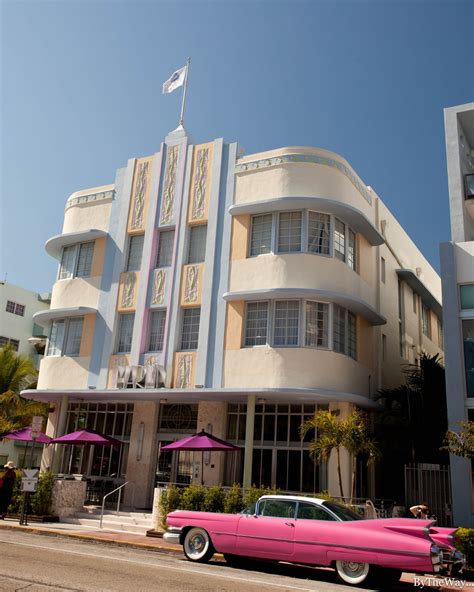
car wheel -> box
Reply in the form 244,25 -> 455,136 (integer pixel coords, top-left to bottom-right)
335,560 -> 370,586
183,527 -> 214,563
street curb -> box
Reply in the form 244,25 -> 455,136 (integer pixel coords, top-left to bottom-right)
0,523 -> 183,554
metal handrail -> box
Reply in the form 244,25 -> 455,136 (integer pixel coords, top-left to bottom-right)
100,481 -> 129,528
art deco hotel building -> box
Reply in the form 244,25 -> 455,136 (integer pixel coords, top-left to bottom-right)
27,127 -> 444,507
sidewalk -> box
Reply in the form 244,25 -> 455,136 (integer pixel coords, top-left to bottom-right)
0,518 -> 470,590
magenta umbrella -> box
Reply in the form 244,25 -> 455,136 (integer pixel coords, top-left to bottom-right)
161,430 -> 240,485
2,427 -> 52,444
51,429 -> 122,447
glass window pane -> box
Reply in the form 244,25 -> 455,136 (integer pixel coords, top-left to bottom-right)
461,285 -> 474,310
59,245 -> 76,280
278,212 -> 302,253
47,320 -> 65,356
334,219 -> 345,262
463,319 -> 474,398
116,313 -> 135,353
422,304 -> 431,338
156,230 -> 175,268
348,312 -> 357,359
305,301 -> 329,347
64,317 -> 84,356
347,229 -> 356,271
245,302 -> 268,346
250,214 -> 273,256
76,242 -> 94,277
180,308 -> 200,350
333,304 -> 346,354
274,301 -> 299,346
148,310 -> 166,351
308,212 -> 330,255
187,225 -> 207,264
126,235 -> 144,271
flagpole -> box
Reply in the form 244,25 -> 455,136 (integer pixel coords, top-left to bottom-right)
179,57 -> 191,128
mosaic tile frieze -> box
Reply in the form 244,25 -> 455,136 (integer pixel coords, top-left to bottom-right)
65,190 -> 114,211
176,353 -> 193,388
160,145 -> 179,226
130,161 -> 149,230
151,269 -> 166,306
183,265 -> 199,304
191,147 -> 209,221
120,272 -> 136,309
235,153 -> 372,205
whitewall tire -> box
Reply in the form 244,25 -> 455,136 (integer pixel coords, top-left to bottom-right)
335,560 -> 370,586
183,527 -> 214,563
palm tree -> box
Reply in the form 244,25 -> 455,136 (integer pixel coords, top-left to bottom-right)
442,421 -> 474,459
300,409 -> 379,500
0,345 -> 47,436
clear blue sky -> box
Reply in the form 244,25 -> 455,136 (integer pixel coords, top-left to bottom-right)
1,0 -> 472,293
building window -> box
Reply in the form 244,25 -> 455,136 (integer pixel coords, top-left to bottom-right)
305,301 -> 329,348
250,214 -> 273,256
381,257 -> 386,283
148,310 -> 166,351
399,321 -> 404,358
462,319 -> 474,398
116,313 -> 135,353
180,308 -> 201,350
347,229 -> 357,271
47,317 -> 84,357
334,219 -> 346,262
413,290 -> 417,314
422,304 -> 431,339
273,301 -> 300,346
59,242 -> 95,280
244,302 -> 268,346
0,337 -> 20,351
187,225 -> 207,264
126,235 -> 144,272
437,317 -> 444,349
348,312 -> 357,359
333,304 -> 346,354
460,284 -> 474,310
156,230 -> 175,268
278,211 -> 302,253
382,334 -> 387,361
307,212 -> 330,255
5,300 -> 25,316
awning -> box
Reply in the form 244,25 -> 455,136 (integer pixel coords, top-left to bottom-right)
45,229 -> 108,260
32,307 -> 97,328
21,387 -> 377,409
396,269 -> 442,318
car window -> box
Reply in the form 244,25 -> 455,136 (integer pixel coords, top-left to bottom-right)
297,502 -> 337,521
259,500 -> 297,518
240,503 -> 256,515
322,501 -> 363,521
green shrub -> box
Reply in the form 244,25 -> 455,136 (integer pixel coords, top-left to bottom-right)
180,484 -> 206,512
159,485 -> 182,528
243,485 -> 266,509
30,472 -> 54,516
455,527 -> 474,569
203,485 -> 225,513
223,483 -> 244,514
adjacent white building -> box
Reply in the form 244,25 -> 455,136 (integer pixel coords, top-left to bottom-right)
441,102 -> 474,527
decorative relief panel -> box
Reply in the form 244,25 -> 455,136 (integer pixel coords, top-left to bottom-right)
190,147 -> 209,221
118,272 -> 137,310
130,160 -> 150,230
235,153 -> 372,205
174,352 -> 194,388
151,269 -> 166,306
184,265 -> 199,304
107,354 -> 130,387
160,145 -> 179,226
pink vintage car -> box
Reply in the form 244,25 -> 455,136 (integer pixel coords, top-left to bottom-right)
165,494 -> 465,587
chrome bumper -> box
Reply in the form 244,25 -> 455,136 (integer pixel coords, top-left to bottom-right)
163,528 -> 182,545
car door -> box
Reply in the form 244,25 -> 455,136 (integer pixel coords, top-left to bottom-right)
294,501 -> 338,565
236,499 -> 297,559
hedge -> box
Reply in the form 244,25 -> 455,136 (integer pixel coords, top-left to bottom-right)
455,528 -> 474,569
8,471 -> 55,516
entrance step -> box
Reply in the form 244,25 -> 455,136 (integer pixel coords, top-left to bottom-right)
60,508 -> 154,535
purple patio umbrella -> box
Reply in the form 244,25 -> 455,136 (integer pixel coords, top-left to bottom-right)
2,427 -> 52,468
161,430 -> 240,485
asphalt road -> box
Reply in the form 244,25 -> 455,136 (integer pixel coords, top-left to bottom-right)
0,530 -> 458,592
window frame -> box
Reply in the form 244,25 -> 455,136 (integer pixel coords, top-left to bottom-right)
422,304 -> 432,340
125,234 -> 145,272
116,313 -> 135,354
273,300 -> 300,347
6,300 -> 25,316
187,225 -> 207,265
156,230 -> 175,268
249,213 -> 273,257
304,300 -> 329,349
277,211 -> 303,254
244,301 -> 269,347
180,307 -> 201,351
148,309 -> 166,352
46,317 -> 84,357
58,241 -> 96,280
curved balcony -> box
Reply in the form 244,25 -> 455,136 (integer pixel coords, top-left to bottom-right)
33,306 -> 97,329
45,229 -> 108,260
229,196 -> 383,246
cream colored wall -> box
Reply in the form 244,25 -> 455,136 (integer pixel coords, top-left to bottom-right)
229,254 -> 376,310
357,317 -> 376,370
80,314 -> 96,357
224,302 -> 244,350
37,356 -> 90,389
50,277 -> 101,310
197,401 -> 228,486
230,215 -> 250,260
224,348 -> 371,396
455,241 -> 474,283
357,235 -> 375,286
63,201 -> 112,234
91,237 -> 107,277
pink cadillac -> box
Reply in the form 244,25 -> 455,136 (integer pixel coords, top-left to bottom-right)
165,495 -> 465,587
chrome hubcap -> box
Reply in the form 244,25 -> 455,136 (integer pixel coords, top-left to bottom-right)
341,561 -> 366,577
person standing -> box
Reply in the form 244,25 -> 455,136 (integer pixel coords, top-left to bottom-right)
409,502 -> 431,519
0,461 -> 17,519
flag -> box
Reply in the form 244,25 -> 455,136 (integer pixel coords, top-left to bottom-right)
162,65 -> 187,94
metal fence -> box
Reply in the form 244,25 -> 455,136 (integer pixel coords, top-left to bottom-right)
404,463 -> 452,526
